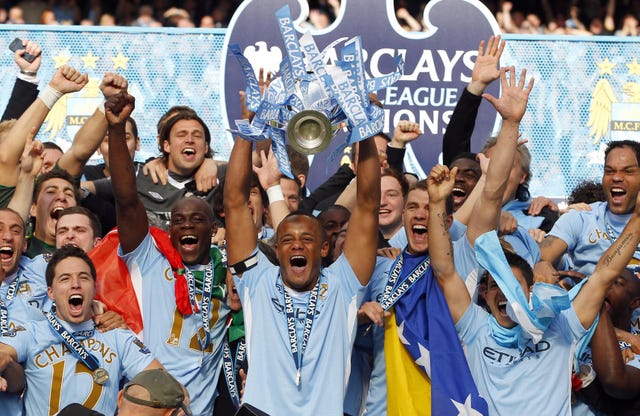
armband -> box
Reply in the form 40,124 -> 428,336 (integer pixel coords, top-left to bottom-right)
79,187 -> 91,199
229,253 -> 258,275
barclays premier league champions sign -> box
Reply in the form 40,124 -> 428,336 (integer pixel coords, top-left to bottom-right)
222,0 -> 500,189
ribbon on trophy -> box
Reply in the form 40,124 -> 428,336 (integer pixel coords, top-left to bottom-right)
228,4 -> 404,175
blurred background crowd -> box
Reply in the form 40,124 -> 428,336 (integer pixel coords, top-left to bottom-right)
0,0 -> 637,36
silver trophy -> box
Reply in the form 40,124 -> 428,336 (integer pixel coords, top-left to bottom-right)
285,74 -> 339,155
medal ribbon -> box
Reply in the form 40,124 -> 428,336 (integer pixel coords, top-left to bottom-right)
5,271 -> 20,301
283,277 -> 321,386
222,336 -> 247,409
0,272 -> 22,336
0,299 -> 12,336
379,251 -> 431,311
45,312 -> 99,371
185,261 -> 214,350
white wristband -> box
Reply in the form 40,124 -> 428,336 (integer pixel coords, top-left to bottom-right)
38,85 -> 63,109
96,100 -> 106,115
17,72 -> 38,84
266,184 -> 284,204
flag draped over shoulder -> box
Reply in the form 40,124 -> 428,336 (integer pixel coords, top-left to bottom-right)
385,310 -> 431,416
385,253 -> 488,415
89,227 -> 195,335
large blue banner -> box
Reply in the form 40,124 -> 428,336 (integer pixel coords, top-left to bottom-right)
223,0 -> 500,190
1,0 -> 639,199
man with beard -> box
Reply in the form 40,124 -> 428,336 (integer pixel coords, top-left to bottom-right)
106,91 -> 229,415
538,140 -> 640,280
136,107 -> 216,230
224,110 -> 380,414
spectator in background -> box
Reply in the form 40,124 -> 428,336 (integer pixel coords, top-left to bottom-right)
519,13 -> 545,34
3,0 -> 639,35
50,0 -> 81,25
396,6 -> 423,32
616,12 -> 639,36
177,17 -> 195,28
162,7 -> 190,27
7,6 -> 25,24
99,13 -> 116,26
305,6 -> 331,29
199,14 -> 215,28
132,5 -> 159,27
41,9 -> 58,25
83,0 -> 103,25
211,4 -> 231,28
17,0 -> 46,23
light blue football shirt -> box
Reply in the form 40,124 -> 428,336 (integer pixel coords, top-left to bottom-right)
1,318 -> 153,415
119,232 -> 230,416
0,295 -> 45,415
344,256 -> 392,416
548,201 -> 639,276
234,250 -> 365,416
456,303 -> 586,415
13,255 -> 52,311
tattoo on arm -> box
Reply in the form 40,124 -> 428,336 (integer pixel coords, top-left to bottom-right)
602,232 -> 634,267
437,212 -> 453,257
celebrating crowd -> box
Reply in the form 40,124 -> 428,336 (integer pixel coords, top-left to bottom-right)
0,27 -> 638,416
2,1 -> 640,36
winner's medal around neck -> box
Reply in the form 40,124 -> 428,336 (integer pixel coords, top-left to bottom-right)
92,367 -> 110,385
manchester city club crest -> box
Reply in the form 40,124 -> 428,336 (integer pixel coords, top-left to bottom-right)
43,77 -> 104,159
588,57 -> 640,147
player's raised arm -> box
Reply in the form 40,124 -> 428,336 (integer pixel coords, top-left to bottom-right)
224,135 -> 258,270
106,91 -> 147,254
427,164 -> 471,323
343,135 -> 381,285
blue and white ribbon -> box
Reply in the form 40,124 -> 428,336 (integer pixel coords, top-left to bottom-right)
475,231 -> 571,349
228,44 -> 261,112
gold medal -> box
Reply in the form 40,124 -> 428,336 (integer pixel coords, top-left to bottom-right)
93,367 -> 110,385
